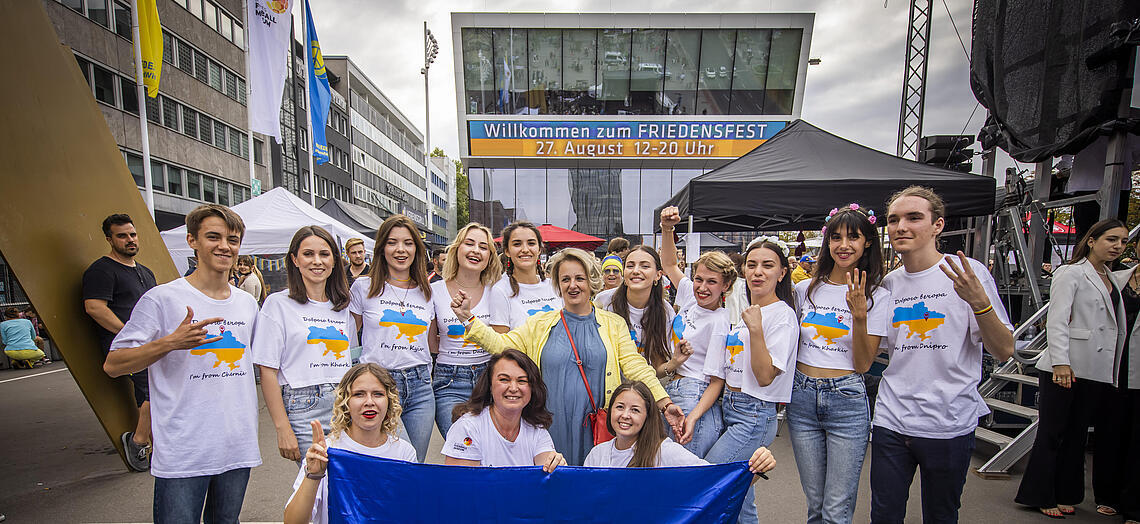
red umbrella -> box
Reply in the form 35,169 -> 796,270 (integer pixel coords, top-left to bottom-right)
494,224 -> 606,251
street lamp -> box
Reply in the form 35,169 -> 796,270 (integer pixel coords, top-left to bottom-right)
421,22 -> 439,237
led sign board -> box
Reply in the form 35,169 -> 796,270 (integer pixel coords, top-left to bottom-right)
468,120 -> 786,158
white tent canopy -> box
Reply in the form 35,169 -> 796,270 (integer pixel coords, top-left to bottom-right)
161,187 -> 375,274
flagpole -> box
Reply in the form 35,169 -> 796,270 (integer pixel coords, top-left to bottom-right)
131,0 -> 155,218
302,0 -> 316,207
244,0 -> 256,196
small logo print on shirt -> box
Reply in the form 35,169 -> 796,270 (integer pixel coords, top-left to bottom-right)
463,437 -> 473,446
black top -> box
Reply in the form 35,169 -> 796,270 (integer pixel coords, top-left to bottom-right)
82,256 -> 157,352
347,263 -> 370,287
1122,282 -> 1140,390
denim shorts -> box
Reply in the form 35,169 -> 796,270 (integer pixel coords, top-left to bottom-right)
282,382 -> 337,457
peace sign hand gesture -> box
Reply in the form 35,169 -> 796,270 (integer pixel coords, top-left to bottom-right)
304,420 -> 329,477
845,270 -> 869,321
939,251 -> 991,311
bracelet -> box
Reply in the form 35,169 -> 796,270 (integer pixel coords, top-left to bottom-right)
305,471 -> 325,480
660,401 -> 675,414
973,304 -> 993,316
462,314 -> 475,326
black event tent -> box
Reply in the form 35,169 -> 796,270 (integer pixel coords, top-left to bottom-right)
657,120 -> 997,232
318,198 -> 386,239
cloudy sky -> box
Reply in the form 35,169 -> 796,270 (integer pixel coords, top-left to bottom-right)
304,0 -> 1026,176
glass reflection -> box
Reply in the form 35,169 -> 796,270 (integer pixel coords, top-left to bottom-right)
663,30 -> 700,115
766,29 -> 803,115
515,168 -> 547,225
492,29 -> 529,114
697,30 -> 736,115
461,29 -> 495,114
562,30 -> 599,115
568,168 -> 624,238
620,169 -> 641,235
597,29 -> 632,114
546,168 -> 573,230
528,29 -> 561,114
730,29 -> 771,115
630,29 -> 666,114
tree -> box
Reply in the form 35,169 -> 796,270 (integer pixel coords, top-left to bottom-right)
431,147 -> 445,157
454,159 -> 469,228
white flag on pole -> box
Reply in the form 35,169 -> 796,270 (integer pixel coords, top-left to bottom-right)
247,0 -> 293,143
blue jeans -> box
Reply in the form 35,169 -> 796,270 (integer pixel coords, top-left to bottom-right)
705,390 -> 779,524
787,371 -> 871,524
282,383 -> 337,463
389,364 -> 434,462
433,362 -> 487,438
665,375 -> 723,458
870,425 -> 975,524
153,467 -> 250,524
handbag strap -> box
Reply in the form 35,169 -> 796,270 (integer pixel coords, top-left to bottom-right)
561,311 -> 598,413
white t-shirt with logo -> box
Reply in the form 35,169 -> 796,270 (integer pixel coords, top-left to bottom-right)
595,287 -> 676,358
349,277 -> 435,370
583,438 -> 708,467
431,280 -> 493,366
672,278 -> 731,380
110,277 -> 261,478
874,256 -> 1013,439
442,407 -> 556,466
287,432 -> 417,524
794,280 -> 891,371
251,291 -> 357,388
488,278 -> 561,329
705,300 -> 798,403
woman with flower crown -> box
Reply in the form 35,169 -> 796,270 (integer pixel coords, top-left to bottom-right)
787,203 -> 889,524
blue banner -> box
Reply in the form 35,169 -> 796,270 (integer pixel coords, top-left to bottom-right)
327,448 -> 753,523
468,120 -> 785,141
305,0 -> 330,164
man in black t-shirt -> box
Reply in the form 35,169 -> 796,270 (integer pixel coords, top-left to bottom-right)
82,214 -> 157,472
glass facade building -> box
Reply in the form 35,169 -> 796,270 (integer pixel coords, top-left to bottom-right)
453,13 -> 814,244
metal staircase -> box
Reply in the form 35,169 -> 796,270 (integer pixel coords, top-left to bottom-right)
973,303 -> 1049,478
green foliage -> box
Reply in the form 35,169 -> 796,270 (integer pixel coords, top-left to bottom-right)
454,159 -> 469,228
431,147 -> 446,157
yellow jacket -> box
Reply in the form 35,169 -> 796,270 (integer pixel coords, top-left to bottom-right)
465,308 -> 668,404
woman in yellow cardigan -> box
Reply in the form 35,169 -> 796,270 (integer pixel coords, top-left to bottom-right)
449,247 -> 686,465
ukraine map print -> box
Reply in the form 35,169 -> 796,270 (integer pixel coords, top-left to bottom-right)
670,315 -> 686,347
306,325 -> 350,359
190,326 -> 246,370
725,332 -> 745,364
891,301 -> 946,341
527,304 -> 554,316
446,324 -> 476,347
379,310 -> 429,343
630,328 -> 642,351
801,311 -> 850,345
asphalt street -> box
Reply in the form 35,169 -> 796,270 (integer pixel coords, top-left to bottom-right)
0,364 -> 1106,523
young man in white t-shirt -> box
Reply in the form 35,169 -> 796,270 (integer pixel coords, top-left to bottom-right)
871,187 -> 1014,523
104,204 -> 262,523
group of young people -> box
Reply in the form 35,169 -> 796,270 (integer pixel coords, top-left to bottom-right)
97,183 -> 1020,523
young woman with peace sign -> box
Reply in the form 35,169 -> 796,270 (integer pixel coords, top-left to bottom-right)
788,204 -> 889,524
285,363 -> 416,524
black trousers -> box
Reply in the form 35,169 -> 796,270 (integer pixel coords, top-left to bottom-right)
1015,375 -> 1117,507
1118,387 -> 1140,520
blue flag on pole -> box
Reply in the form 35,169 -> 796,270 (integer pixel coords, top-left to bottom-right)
304,0 -> 330,165
327,448 -> 754,523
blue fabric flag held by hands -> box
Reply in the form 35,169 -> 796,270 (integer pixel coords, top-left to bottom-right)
327,448 -> 754,523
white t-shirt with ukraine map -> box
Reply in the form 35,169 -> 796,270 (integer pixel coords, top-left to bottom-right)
704,300 -> 798,403
442,407 -> 556,466
431,280 -> 493,366
672,277 -> 730,380
794,280 -> 891,371
594,287 -> 675,357
350,277 -> 434,370
250,291 -> 356,388
110,277 -> 261,478
874,256 -> 1012,439
488,278 -> 561,329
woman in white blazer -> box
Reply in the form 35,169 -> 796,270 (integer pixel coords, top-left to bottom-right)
1016,219 -> 1127,519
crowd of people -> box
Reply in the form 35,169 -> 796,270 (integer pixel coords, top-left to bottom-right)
60,183 -> 1139,523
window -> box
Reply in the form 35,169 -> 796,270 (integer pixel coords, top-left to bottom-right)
729,29 -> 771,115
162,97 -> 178,129
225,70 -> 238,99
203,177 -> 215,202
167,167 -> 183,196
229,127 -> 242,156
233,23 -> 244,50
188,0 -> 202,19
150,160 -> 164,192
217,180 -> 229,205
126,153 -> 144,186
87,0 -> 109,27
596,29 -> 632,114
253,138 -> 264,164
764,29 -> 803,115
145,94 -> 160,123
177,41 -> 193,75
181,106 -> 197,136
198,115 -> 213,143
219,13 -> 232,42
201,1 -> 217,31
237,78 -> 246,105
62,0 -> 83,14
92,65 -> 116,105
696,30 -> 736,115
162,33 -> 175,65
208,61 -> 223,91
113,1 -> 131,39
120,77 -> 138,114
75,56 -> 91,86
186,171 -> 201,199
172,0 -> 186,8
241,135 -> 249,159
194,50 -> 208,84
214,122 -> 227,149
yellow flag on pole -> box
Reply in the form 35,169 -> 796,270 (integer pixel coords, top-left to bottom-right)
136,0 -> 162,97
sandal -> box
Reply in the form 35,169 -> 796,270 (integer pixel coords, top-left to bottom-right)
1039,507 -> 1065,519
1097,505 -> 1118,516
1058,505 -> 1075,515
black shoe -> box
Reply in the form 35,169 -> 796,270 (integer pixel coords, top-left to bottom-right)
120,431 -> 151,472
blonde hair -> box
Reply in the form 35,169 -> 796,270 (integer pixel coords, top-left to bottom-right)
442,223 -> 502,286
693,251 -> 737,296
547,248 -> 603,297
329,364 -> 402,439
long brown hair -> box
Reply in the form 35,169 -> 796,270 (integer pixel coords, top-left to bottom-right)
443,223 -> 502,286
610,246 -> 670,368
500,221 -> 547,298
329,363 -> 402,439
744,241 -> 795,309
285,226 -> 350,311
605,381 -> 666,468
1069,219 -> 1127,265
452,349 -> 552,429
366,215 -> 432,300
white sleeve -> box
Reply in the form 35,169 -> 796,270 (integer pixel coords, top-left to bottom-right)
396,439 -> 418,462
676,277 -> 696,310
703,333 -> 727,379
867,286 -> 892,337
441,416 -> 482,462
488,284 -> 511,327
532,427 -> 556,458
582,442 -> 609,467
250,303 -> 285,368
110,293 -> 164,350
349,279 -> 365,315
659,440 -> 709,467
764,309 -> 799,374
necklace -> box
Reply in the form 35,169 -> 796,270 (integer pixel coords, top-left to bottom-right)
389,277 -> 414,313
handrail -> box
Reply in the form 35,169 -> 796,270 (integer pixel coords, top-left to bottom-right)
1010,303 -> 1049,365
